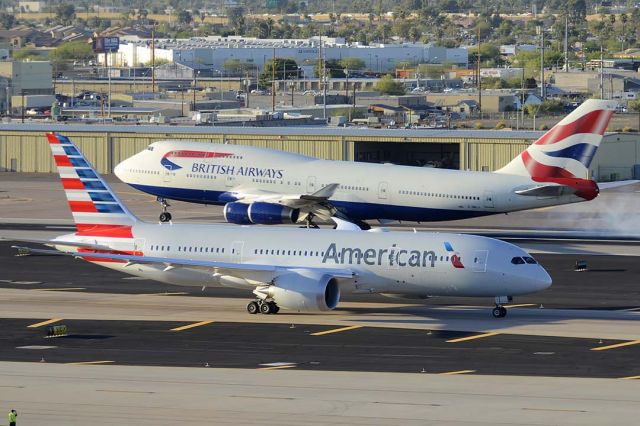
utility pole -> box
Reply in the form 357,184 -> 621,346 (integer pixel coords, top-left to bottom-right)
271,48 -> 275,113
564,15 -> 569,72
538,23 -> 545,100
477,25 -> 481,118
151,25 -> 156,96
600,45 -> 604,99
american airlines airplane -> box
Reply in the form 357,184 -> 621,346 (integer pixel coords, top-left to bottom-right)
114,99 -> 617,228
7,133 -> 551,318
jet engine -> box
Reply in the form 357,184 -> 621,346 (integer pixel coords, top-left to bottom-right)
223,202 -> 300,225
259,270 -> 341,312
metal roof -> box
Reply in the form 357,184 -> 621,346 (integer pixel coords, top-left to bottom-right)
0,122 -> 545,139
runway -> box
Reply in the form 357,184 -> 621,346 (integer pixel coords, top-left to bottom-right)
1,174 -> 640,424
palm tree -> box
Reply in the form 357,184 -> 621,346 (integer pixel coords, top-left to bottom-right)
621,13 -> 628,50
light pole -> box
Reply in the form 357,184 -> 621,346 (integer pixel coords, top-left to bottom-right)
179,84 -> 184,116
288,80 -> 294,106
192,70 -> 200,111
243,77 -> 251,108
215,69 -> 223,101
537,23 -> 545,100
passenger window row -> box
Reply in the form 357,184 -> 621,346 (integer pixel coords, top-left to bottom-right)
399,190 -> 480,200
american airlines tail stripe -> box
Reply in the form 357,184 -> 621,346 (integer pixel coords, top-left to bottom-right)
76,169 -> 98,179
54,155 -> 72,167
61,178 -> 85,190
69,201 -> 98,213
534,109 -> 612,146
69,157 -> 90,168
95,204 -> 125,214
88,192 -> 116,202
82,180 -> 108,191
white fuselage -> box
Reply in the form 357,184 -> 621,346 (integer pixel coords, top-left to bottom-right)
115,141 -> 589,222
55,222 -> 551,298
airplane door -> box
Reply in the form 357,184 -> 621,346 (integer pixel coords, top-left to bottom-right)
472,250 -> 488,272
134,238 -> 146,255
163,165 -> 172,183
378,182 -> 389,200
230,241 -> 244,262
307,176 -> 317,193
483,190 -> 495,208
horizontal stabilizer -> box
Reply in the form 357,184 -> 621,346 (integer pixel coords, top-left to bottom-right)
1,237 -> 113,251
515,185 -> 577,197
11,246 -> 66,256
598,180 -> 640,190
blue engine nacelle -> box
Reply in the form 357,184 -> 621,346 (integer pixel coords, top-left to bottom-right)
248,202 -> 300,225
223,202 -> 252,225
223,202 -> 300,225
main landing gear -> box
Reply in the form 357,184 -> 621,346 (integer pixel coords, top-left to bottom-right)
247,300 -> 280,314
303,212 -> 320,229
492,295 -> 512,318
157,197 -> 172,223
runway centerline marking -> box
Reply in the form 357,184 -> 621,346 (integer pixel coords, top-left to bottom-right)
620,375 -> 640,380
446,332 -> 499,343
440,370 -> 477,375
170,320 -> 214,331
27,318 -> 63,328
310,325 -> 363,336
66,360 -> 114,365
591,340 -> 640,351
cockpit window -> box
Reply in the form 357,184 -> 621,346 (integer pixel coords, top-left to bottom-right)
511,257 -> 525,265
146,146 -> 154,151
523,256 -> 538,264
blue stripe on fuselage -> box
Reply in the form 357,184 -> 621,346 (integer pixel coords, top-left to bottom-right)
128,183 -> 494,222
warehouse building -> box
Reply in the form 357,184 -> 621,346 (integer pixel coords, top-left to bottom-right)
0,124 -> 638,181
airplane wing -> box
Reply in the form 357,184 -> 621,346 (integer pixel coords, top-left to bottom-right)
230,183 -> 340,214
8,241 -> 354,288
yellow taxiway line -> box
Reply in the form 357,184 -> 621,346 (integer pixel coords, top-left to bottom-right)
27,318 -> 63,328
259,365 -> 297,370
310,325 -> 363,336
34,287 -> 86,292
591,340 -> 640,351
505,304 -> 537,309
446,332 -> 499,343
620,375 -> 640,380
66,360 -> 115,365
170,320 -> 214,331
440,370 -> 477,375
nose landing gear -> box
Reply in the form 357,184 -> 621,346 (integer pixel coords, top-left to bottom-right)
158,197 -> 172,223
492,295 -> 512,318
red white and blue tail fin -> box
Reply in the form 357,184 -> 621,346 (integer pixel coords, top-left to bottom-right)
496,99 -> 617,179
47,132 -> 139,238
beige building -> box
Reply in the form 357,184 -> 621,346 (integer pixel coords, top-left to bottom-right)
0,124 -> 638,180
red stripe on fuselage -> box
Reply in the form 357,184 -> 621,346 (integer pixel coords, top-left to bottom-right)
165,150 -> 233,159
75,224 -> 134,238
54,155 -> 72,167
61,178 -> 85,190
534,109 -> 612,146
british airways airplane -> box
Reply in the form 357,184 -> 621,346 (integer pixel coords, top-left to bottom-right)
114,100 -> 618,228
6,133 -> 551,318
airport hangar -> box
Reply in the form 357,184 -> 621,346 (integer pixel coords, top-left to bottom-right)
0,123 -> 639,181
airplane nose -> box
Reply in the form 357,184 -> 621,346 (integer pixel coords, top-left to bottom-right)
533,266 -> 553,291
114,159 -> 127,181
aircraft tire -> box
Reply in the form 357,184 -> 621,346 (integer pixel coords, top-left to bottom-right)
247,301 -> 260,314
159,212 -> 172,222
492,307 -> 507,318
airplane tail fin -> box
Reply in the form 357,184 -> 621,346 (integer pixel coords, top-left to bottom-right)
46,132 -> 139,238
495,99 -> 617,180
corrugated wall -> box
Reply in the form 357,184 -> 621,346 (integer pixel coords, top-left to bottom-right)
0,128 -> 542,174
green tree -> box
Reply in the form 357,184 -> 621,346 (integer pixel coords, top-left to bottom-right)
55,3 -> 76,25
0,12 -> 15,29
340,57 -> 365,71
227,7 -> 245,36
50,41 -> 93,69
315,59 -> 346,78
176,9 -> 192,25
258,58 -> 299,88
374,75 -> 405,95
